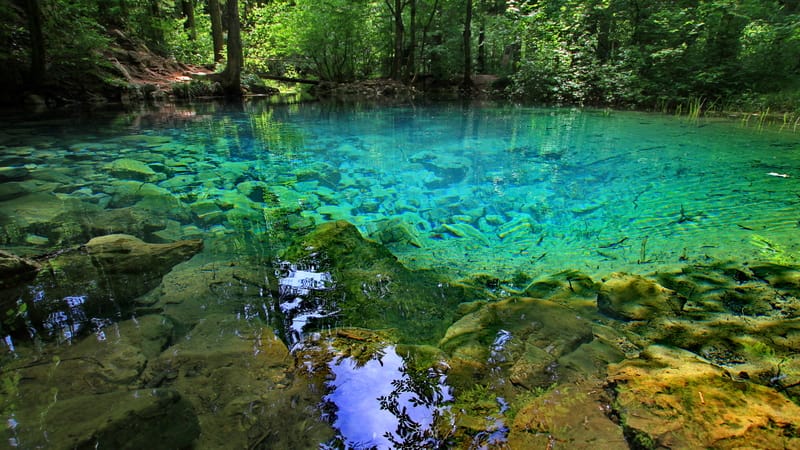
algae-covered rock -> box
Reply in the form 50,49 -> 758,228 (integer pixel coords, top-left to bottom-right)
440,297 -> 594,390
609,345 -> 800,449
508,384 -> 627,449
278,221 -> 475,344
597,273 -> 684,321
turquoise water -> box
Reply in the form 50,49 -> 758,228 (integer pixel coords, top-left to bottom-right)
2,101 -> 800,448
4,103 -> 800,278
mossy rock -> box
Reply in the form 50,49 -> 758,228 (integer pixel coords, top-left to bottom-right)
597,273 -> 685,321
278,221 -> 477,344
609,345 -> 800,449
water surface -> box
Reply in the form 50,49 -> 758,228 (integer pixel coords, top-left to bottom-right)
1,101 -> 799,448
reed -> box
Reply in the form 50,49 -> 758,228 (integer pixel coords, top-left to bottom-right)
757,107 -> 770,131
687,97 -> 705,122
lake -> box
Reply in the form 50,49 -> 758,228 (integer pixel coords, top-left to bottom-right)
2,101 -> 800,448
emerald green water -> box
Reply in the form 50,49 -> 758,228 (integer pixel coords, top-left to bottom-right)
2,101 -> 800,448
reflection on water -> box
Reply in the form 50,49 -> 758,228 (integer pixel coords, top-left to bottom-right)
277,261 -> 337,346
323,345 -> 452,449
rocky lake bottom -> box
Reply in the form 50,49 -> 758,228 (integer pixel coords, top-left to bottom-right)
1,102 -> 800,448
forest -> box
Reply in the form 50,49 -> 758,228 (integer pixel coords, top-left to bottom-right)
2,0 -> 800,111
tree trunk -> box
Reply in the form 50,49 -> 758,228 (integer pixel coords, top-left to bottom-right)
24,0 -> 45,87
387,0 -> 405,80
219,0 -> 243,96
477,21 -> 486,73
148,0 -> 164,47
462,0 -> 473,89
209,0 -> 224,62
182,0 -> 197,41
405,0 -> 416,80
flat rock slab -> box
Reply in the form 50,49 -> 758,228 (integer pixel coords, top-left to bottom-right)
609,345 -> 800,449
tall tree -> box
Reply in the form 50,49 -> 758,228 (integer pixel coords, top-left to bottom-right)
387,0 -> 406,80
209,0 -> 224,62
217,0 -> 243,96
182,0 -> 197,41
23,0 -> 45,86
461,0 -> 473,89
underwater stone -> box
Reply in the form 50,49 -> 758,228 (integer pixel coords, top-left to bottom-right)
372,218 -> 423,248
597,273 -> 684,321
0,166 -> 30,182
10,388 -> 200,450
189,199 -> 225,225
107,158 -> 158,181
0,181 -> 30,200
237,180 -> 275,204
16,234 -> 203,340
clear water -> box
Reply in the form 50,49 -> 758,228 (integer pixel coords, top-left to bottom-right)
1,101 -> 800,447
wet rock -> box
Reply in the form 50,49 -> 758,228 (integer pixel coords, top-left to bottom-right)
440,297 -> 594,390
508,384 -> 627,449
608,345 -> 800,449
10,388 -> 200,450
141,314 -> 327,449
0,250 -> 40,290
597,273 -> 685,321
19,234 -> 202,339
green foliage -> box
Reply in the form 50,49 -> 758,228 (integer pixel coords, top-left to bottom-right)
171,78 -> 222,99
247,0 -> 385,82
500,0 -> 800,109
166,14 -> 214,65
43,0 -> 111,75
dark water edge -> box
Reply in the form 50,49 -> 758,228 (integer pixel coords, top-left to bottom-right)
1,100 -> 800,449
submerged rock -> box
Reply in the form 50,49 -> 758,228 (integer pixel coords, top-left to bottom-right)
9,388 -> 200,450
597,273 -> 685,321
142,314 -> 333,449
6,234 -> 202,339
106,158 -> 159,181
508,383 -> 627,449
